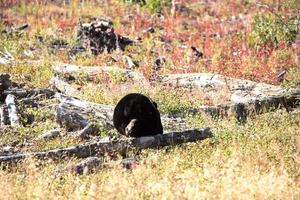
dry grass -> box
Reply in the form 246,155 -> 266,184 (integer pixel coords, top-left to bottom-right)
0,0 -> 300,199
0,110 -> 299,199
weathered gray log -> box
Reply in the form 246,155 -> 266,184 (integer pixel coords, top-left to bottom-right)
0,105 -> 8,126
0,128 -> 212,163
191,94 -> 299,122
5,94 -> 21,126
158,73 -> 288,99
52,63 -> 146,83
50,76 -> 81,97
3,88 -> 55,99
0,146 -> 19,156
55,93 -> 114,131
0,50 -> 14,65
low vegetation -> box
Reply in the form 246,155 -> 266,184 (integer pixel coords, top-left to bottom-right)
0,0 -> 299,199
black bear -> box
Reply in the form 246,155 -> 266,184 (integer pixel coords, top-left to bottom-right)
113,93 -> 163,137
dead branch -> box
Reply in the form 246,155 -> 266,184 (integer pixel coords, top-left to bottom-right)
0,128 -> 212,164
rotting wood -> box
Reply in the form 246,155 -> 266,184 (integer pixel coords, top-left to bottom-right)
0,128 -> 212,164
5,94 -> 21,127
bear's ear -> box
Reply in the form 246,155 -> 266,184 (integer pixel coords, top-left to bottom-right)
153,101 -> 158,108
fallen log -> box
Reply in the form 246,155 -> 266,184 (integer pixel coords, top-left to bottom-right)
0,128 -> 212,164
159,73 -> 299,120
55,93 -> 114,131
190,94 -> 299,123
5,94 -> 21,126
3,88 -> 55,99
52,63 -> 146,83
50,76 -> 81,97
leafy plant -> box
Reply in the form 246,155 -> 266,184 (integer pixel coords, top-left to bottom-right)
248,14 -> 298,48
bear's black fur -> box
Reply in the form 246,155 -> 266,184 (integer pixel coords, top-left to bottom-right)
113,93 -> 163,137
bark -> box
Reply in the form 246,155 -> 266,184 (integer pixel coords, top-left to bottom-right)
0,128 -> 212,164
5,94 -> 21,126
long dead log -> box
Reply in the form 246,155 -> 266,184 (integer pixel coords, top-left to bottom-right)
159,73 -> 299,120
191,94 -> 299,123
50,76 -> 81,97
0,128 -> 212,164
5,94 -> 21,126
52,63 -> 146,83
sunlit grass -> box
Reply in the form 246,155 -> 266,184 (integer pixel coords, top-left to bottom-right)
0,110 -> 299,199
0,0 -> 299,199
